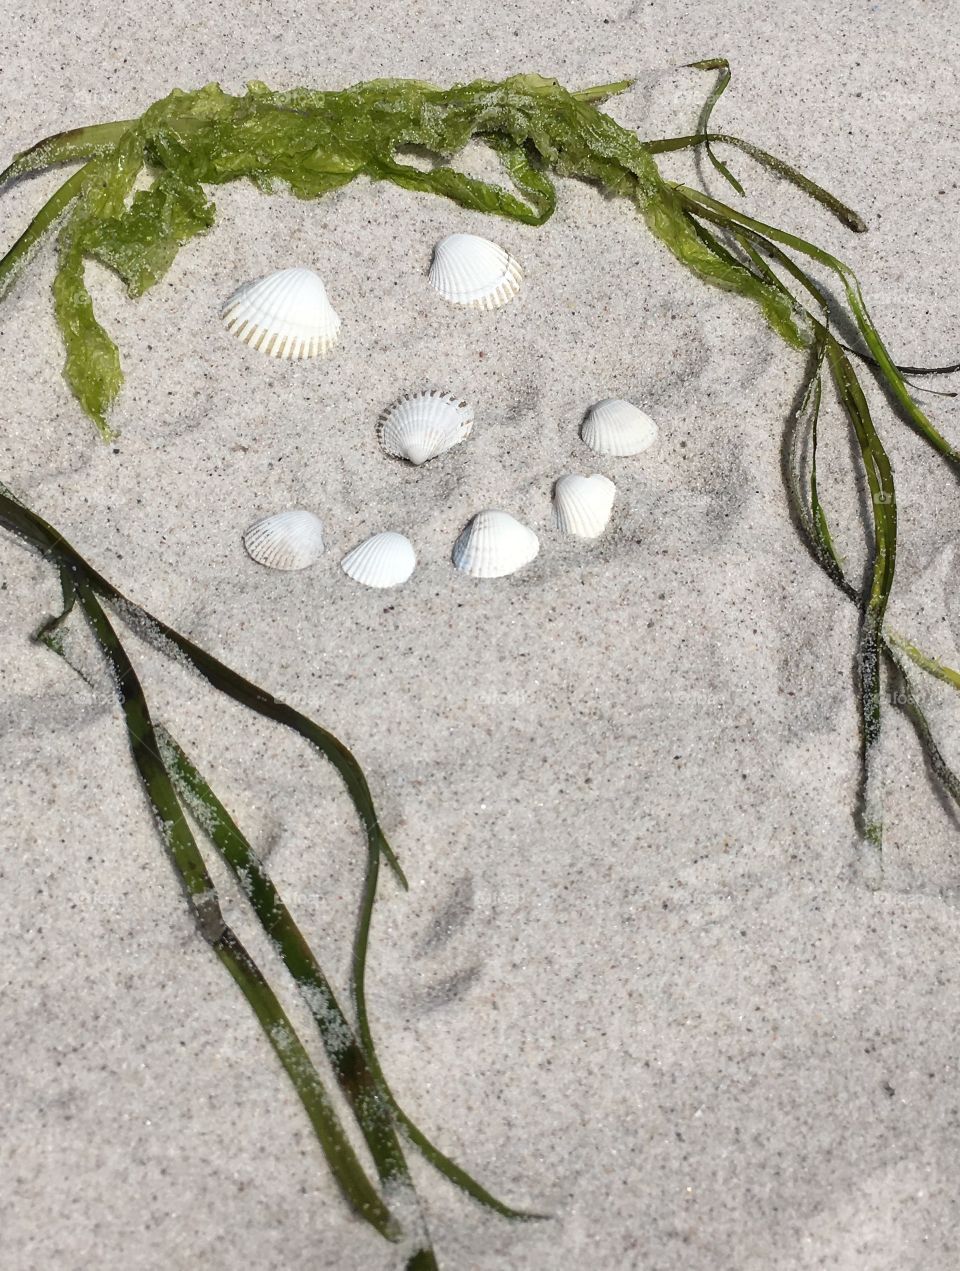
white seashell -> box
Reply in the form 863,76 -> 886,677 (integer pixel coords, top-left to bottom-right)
341,532 -> 416,589
452,510 -> 539,579
378,390 -> 474,465
221,267 -> 341,359
581,399 -> 658,457
552,474 -> 617,539
429,233 -> 523,310
243,509 -> 325,570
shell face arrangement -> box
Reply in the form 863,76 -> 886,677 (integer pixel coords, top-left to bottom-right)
581,398 -> 658,457
221,267 -> 342,359
341,532 -> 417,589
452,509 -> 540,579
378,390 -> 475,465
552,474 -> 617,539
428,233 -> 523,310
242,509 -> 325,571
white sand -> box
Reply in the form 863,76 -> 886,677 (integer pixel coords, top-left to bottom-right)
2,2 -> 960,1267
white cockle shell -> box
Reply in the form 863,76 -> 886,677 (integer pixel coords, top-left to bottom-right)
552,474 -> 617,539
452,510 -> 539,578
242,509 -> 325,570
428,233 -> 523,309
581,399 -> 658,457
378,391 -> 474,465
221,267 -> 341,359
341,532 -> 417,589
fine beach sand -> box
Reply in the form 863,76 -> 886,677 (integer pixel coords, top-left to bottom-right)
2,3 -> 960,1268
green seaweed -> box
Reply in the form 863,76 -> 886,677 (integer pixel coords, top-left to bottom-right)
0,479 -> 541,1269
4,58 -> 960,1264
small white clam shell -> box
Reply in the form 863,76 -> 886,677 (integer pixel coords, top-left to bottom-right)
243,509 -> 325,570
341,532 -> 416,589
378,391 -> 474,465
429,233 -> 523,309
452,510 -> 539,579
552,474 -> 616,539
221,267 -> 341,359
581,399 -> 658,457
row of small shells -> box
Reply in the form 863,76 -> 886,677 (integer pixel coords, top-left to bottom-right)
378,391 -> 657,466
220,233 -> 524,362
244,476 -> 617,589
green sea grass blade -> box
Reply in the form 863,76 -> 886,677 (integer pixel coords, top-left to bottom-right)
674,185 -> 960,464
684,58 -> 746,197
0,120 -> 134,186
0,483 -> 406,887
34,561 -> 81,658
776,339 -> 960,824
747,236 -> 960,844
689,215 -> 895,845
645,131 -> 867,232
159,731 -> 537,1220
839,347 -> 960,380
886,651 -> 960,811
157,730 -> 440,1267
70,578 -> 399,1242
570,79 -> 634,103
887,632 -> 960,694
0,165 -> 88,300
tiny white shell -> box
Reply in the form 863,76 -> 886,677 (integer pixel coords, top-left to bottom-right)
378,391 -> 474,465
581,399 -> 658,457
243,509 -> 325,570
429,233 -> 522,310
222,267 -> 341,359
452,510 -> 539,579
341,532 -> 416,589
552,474 -> 617,539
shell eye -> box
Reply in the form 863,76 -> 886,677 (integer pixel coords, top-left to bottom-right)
452,510 -> 539,579
221,267 -> 341,360
581,399 -> 658,457
428,233 -> 523,310
242,509 -> 325,571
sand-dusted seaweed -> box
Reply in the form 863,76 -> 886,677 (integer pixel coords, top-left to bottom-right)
4,60 -> 960,1266
0,481 -> 539,1270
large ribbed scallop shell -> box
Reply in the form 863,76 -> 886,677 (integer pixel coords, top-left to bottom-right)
452,510 -> 539,579
242,509 -> 325,570
552,474 -> 616,539
341,532 -> 416,589
378,390 -> 474,465
581,399 -> 658,457
428,233 -> 523,309
221,267 -> 341,359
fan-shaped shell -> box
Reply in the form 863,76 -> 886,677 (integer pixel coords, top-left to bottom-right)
428,233 -> 523,309
221,267 -> 341,359
378,391 -> 474,465
452,510 -> 539,579
243,509 -> 325,570
581,399 -> 658,457
341,532 -> 416,589
552,474 -> 617,539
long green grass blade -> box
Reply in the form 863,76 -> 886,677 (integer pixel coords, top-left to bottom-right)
160,725 -> 536,1221
684,58 -> 746,197
0,164 -> 88,299
646,130 -> 867,232
70,578 -> 399,1241
674,184 -> 960,464
0,120 -> 134,187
